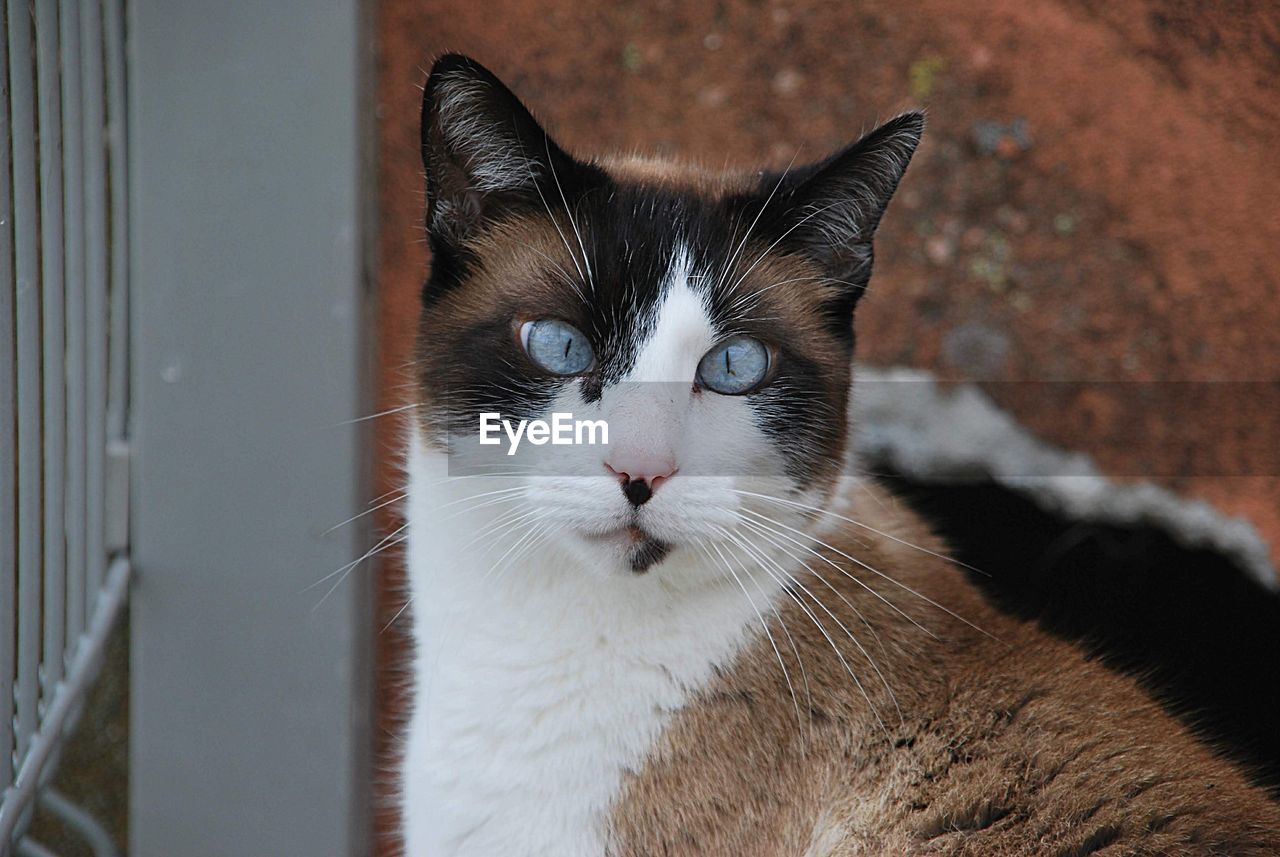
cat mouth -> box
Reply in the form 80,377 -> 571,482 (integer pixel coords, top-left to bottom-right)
583,525 -> 672,573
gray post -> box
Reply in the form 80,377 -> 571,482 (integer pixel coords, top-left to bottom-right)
127,1 -> 373,854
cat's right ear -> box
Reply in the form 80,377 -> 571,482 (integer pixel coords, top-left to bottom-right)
746,112 -> 924,302
421,54 -> 597,245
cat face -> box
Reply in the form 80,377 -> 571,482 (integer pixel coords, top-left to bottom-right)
414,54 -> 921,576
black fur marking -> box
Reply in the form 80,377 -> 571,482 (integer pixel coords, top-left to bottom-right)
630,537 -> 671,574
889,472 -> 1280,798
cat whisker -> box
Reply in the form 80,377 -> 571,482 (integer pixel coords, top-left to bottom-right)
720,199 -> 850,300
482,514 -> 557,580
430,469 -> 542,484
698,539 -> 806,738
480,519 -> 562,594
311,528 -> 409,612
408,468 -> 538,496
332,401 -> 420,427
716,524 -> 891,735
545,135 -> 595,290
465,506 -> 547,553
736,519 -> 902,725
507,521 -> 561,572
306,521 -> 409,596
731,488 -> 987,576
322,488 -> 408,536
711,528 -> 816,743
382,595 -> 414,633
711,150 -> 801,300
430,484 -> 530,513
740,507 -> 998,642
516,136 -> 589,286
738,515 -> 887,656
438,491 -> 532,526
724,275 -> 862,316
735,508 -> 936,640
525,243 -> 587,302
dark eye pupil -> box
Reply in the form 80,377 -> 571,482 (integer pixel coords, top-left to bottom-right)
563,336 -> 572,359
724,350 -> 734,376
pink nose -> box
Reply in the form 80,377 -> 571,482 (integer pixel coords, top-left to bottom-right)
604,459 -> 677,507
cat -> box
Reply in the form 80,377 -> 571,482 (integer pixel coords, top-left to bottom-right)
399,54 -> 1280,855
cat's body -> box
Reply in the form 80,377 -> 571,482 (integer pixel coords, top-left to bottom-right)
400,55 -> 1280,855
405,443 -> 1280,856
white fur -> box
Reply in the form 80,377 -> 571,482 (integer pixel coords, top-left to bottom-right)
401,247 -> 822,855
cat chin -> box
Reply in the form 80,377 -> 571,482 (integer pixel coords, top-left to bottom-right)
569,526 -> 675,575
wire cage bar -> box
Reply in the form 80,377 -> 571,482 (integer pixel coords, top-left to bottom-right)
1,0 -> 131,852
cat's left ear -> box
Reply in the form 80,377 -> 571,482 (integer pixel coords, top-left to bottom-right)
420,54 -> 601,245
755,112 -> 924,296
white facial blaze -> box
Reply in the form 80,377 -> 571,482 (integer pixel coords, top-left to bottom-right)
624,249 -> 717,386
595,249 -> 719,475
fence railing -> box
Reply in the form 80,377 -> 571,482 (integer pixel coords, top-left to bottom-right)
1,0 -> 131,853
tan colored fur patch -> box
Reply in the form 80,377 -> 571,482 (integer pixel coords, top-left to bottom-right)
607,481 -> 1280,855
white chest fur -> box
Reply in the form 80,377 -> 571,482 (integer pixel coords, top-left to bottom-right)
399,442 -> 778,856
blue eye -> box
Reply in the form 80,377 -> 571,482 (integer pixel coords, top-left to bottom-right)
520,319 -> 595,375
696,336 -> 770,395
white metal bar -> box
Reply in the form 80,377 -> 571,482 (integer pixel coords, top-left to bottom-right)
81,0 -> 108,605
59,0 -> 86,650
0,0 -> 17,793
8,0 -> 44,770
0,558 -> 132,845
103,0 -> 130,559
35,0 -> 67,700
105,0 -> 127,445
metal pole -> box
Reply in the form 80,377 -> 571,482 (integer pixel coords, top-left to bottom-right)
0,0 -> 17,794
105,0 -> 128,445
81,0 -> 108,605
36,0 -> 67,701
59,0 -> 86,651
8,0 -> 44,770
129,1 -> 373,851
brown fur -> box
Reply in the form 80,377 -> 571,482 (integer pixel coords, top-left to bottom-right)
608,481 -> 1280,855
598,154 -> 742,196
